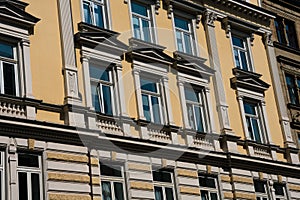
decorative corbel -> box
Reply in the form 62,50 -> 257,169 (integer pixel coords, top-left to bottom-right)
263,32 -> 273,47
222,18 -> 231,38
167,4 -> 173,19
155,0 -> 160,14
250,33 -> 255,46
203,11 -> 217,27
196,14 -> 201,28
124,0 -> 128,3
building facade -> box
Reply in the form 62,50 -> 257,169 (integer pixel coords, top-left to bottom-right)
0,0 -> 299,200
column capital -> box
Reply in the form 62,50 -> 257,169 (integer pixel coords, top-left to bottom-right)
203,11 -> 217,27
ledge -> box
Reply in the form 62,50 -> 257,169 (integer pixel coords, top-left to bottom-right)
274,42 -> 300,56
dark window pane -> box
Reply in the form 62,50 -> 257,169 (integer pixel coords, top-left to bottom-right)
274,183 -> 284,196
0,43 -> 14,58
114,182 -> 124,200
142,94 -> 151,122
275,20 -> 285,44
31,173 -> 40,200
154,186 -> 163,200
18,172 -> 28,200
140,79 -> 157,93
201,190 -> 209,200
131,2 -> 148,16
18,154 -> 39,168
232,36 -> 244,48
3,63 -> 16,96
185,88 -> 199,102
89,66 -> 110,82
142,19 -> 151,42
102,181 -> 112,200
254,180 -> 266,193
199,176 -> 216,188
244,103 -> 256,115
194,105 -> 204,132
100,164 -> 122,177
83,2 -> 92,25
91,83 -> 101,112
285,74 -> 299,104
183,33 -> 192,54
151,96 -> 161,124
176,31 -> 184,52
240,51 -> 248,70
252,118 -> 262,143
94,4 -> 104,28
165,187 -> 174,200
174,17 -> 189,30
210,192 -> 218,200
102,85 -> 113,115
153,170 -> 172,183
133,16 -> 141,39
187,104 -> 195,129
285,20 -> 298,48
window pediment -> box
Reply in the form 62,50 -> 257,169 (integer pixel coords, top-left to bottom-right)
230,68 -> 270,92
75,23 -> 128,55
126,38 -> 174,64
174,51 -> 214,79
0,1 -> 39,33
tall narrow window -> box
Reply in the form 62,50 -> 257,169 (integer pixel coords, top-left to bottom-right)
83,0 -> 107,28
273,183 -> 287,200
17,153 -> 43,200
0,42 -> 19,96
174,17 -> 194,55
131,1 -> 153,43
153,170 -> 176,200
285,74 -> 300,105
90,65 -> 114,115
198,175 -> 219,200
231,35 -> 251,71
274,18 -> 298,49
0,152 -> 4,200
184,87 -> 206,132
244,101 -> 264,143
100,163 -> 126,200
140,78 -> 163,124
254,180 -> 270,200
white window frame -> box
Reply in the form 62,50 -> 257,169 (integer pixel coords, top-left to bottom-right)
89,63 -> 116,115
152,170 -> 176,200
0,41 -> 20,96
132,61 -> 174,126
254,180 -> 271,200
140,76 -> 164,124
237,88 -> 272,144
173,15 -> 196,55
17,153 -> 43,200
100,162 -> 126,200
0,151 -> 4,200
177,72 -> 215,134
198,174 -> 220,200
230,32 -> 254,72
81,0 -> 111,29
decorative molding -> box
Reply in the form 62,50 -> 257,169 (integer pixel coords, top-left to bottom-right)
167,3 -> 173,19
203,11 -> 217,27
250,33 -> 255,46
155,0 -> 160,14
222,18 -> 231,38
263,32 -> 273,46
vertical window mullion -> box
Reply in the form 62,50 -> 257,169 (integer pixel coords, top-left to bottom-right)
99,83 -> 105,113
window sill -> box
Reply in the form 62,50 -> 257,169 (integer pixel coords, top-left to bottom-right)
78,22 -> 115,34
274,42 -> 300,56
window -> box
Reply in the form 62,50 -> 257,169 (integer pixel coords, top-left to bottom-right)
131,1 -> 154,43
198,175 -> 219,200
231,35 -> 252,71
244,101 -> 265,143
185,87 -> 207,132
254,180 -> 270,200
0,152 -> 4,200
0,41 -> 19,96
174,16 -> 194,55
100,163 -> 126,200
17,153 -> 43,200
153,170 -> 176,200
273,183 -> 287,200
285,73 -> 300,105
90,65 -> 114,115
275,18 -> 298,49
140,78 -> 163,124
83,0 -> 108,28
